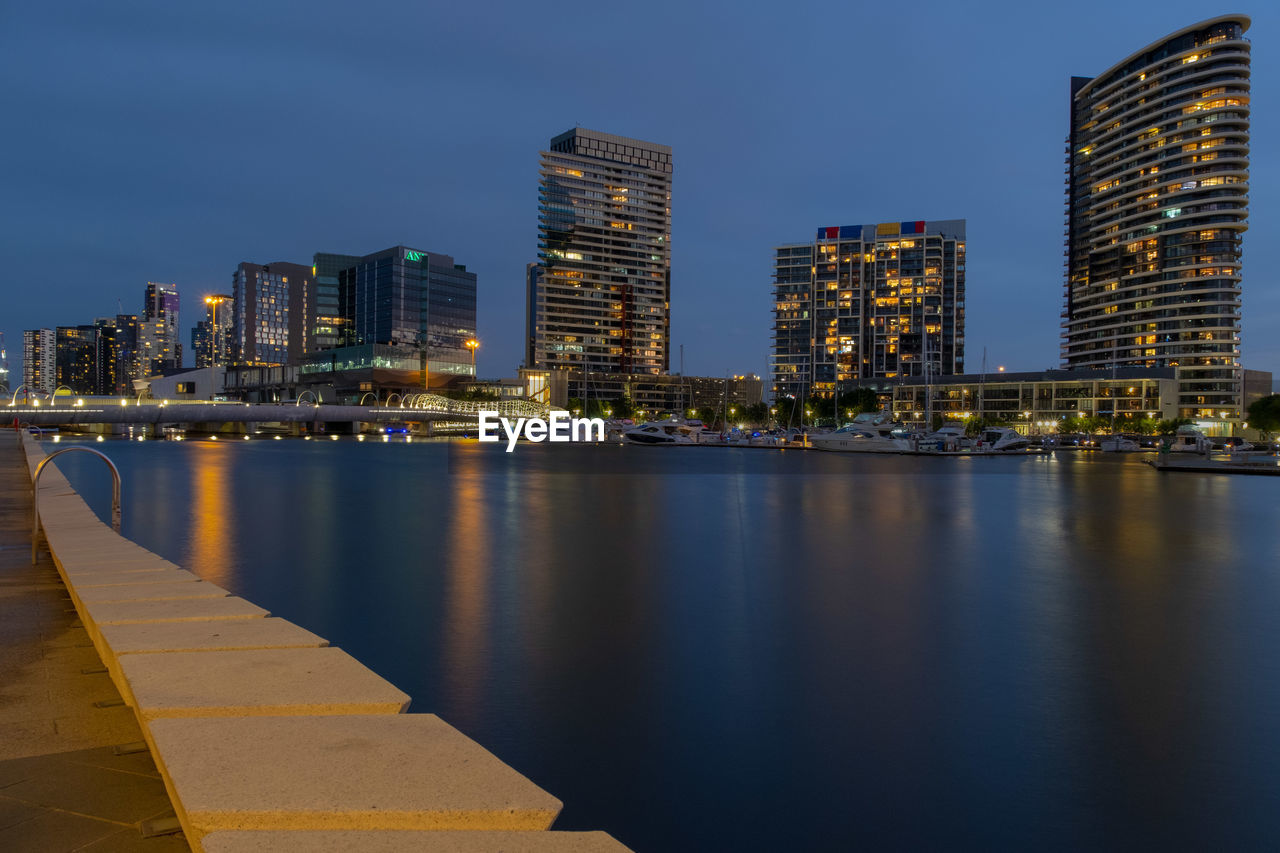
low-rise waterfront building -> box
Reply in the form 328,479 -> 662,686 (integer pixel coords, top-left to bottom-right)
567,371 -> 763,413
887,366 -> 1270,434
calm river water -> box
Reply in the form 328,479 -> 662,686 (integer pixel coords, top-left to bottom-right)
54,439 -> 1280,851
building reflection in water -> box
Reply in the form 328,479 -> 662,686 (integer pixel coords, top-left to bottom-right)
440,448 -> 492,723
186,442 -> 236,588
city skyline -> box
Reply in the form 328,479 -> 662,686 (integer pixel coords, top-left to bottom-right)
3,2 -> 1277,382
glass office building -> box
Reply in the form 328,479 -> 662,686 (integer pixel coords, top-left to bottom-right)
1064,16 -> 1251,419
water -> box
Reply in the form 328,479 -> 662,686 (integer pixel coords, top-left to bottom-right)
54,438 -> 1280,851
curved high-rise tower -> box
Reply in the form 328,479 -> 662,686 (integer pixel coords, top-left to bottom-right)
1063,16 -> 1250,419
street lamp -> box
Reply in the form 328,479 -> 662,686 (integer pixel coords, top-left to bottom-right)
465,338 -> 479,375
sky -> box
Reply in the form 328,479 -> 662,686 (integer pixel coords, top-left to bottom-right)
2,1 -> 1276,382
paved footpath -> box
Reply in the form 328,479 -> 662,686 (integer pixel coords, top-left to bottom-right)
0,437 -> 187,851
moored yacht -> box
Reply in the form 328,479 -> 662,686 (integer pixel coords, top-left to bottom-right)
622,420 -> 703,446
809,413 -> 911,454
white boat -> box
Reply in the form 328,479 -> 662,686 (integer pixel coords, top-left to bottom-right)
911,422 -> 968,453
1099,435 -> 1140,452
972,427 -> 1032,452
1170,425 -> 1211,453
809,413 -> 911,453
622,421 -> 702,446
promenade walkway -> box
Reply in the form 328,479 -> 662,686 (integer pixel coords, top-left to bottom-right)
0,438 -> 187,851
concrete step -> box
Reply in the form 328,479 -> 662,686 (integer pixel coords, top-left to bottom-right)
200,830 -> 633,853
120,647 -> 410,720
75,579 -> 230,605
99,618 -> 330,700
101,617 -> 328,656
148,715 -> 563,844
81,596 -> 270,664
77,569 -> 204,587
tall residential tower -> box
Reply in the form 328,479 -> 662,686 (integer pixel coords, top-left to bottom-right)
1064,16 -> 1250,419
772,220 -> 966,401
531,128 -> 672,374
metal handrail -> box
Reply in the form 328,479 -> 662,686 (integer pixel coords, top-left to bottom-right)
31,447 -> 122,565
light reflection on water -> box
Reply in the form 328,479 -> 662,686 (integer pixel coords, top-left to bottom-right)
53,439 -> 1280,852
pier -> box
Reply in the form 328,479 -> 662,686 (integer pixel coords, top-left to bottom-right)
4,433 -> 631,852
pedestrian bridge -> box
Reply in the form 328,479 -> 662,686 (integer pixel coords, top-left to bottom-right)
10,394 -> 552,428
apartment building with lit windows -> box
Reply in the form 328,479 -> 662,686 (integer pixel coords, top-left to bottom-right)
22,328 -> 55,394
231,262 -> 312,366
771,220 -> 965,401
1064,16 -> 1251,420
530,127 -> 672,375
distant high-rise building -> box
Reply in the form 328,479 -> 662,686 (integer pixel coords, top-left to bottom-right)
231,262 -> 312,366
140,282 -> 181,374
193,294 -> 233,368
771,220 -> 966,401
55,325 -> 103,393
0,332 -> 9,392
1064,16 -> 1251,419
312,253 -> 360,351
109,314 -> 140,393
531,127 -> 672,375
22,329 -> 55,394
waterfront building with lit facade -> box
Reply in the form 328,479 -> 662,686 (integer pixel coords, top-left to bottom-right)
22,328 -> 55,394
231,262 -> 312,367
1064,16 -> 1251,421
772,220 -> 966,401
531,127 -> 672,375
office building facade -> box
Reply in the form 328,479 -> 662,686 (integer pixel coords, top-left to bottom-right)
22,328 -> 55,394
312,253 -> 360,351
532,127 -> 672,375
772,220 -> 966,401
231,262 -> 312,366
1064,16 -> 1251,419
338,246 -> 477,379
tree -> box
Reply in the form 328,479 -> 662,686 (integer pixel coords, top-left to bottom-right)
611,395 -> 634,419
1156,418 -> 1192,435
1059,416 -> 1085,434
1247,394 -> 1280,437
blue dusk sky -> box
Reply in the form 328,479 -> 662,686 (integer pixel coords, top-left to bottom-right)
1,1 -> 1276,381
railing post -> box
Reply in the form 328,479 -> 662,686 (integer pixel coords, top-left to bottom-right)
30,446 -> 122,565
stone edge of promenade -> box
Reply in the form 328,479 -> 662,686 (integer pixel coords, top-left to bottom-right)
21,435 -> 632,853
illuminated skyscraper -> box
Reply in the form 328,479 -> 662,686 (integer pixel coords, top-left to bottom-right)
1064,16 -> 1250,419
531,127 -> 672,374
140,282 -> 181,374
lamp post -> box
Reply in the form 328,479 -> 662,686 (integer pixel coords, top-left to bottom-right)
465,338 -> 479,377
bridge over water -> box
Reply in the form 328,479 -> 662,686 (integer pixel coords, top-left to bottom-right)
9,393 -> 551,429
